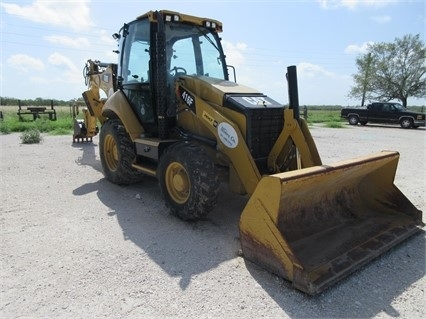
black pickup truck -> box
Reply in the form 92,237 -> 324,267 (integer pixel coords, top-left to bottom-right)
341,102 -> 425,129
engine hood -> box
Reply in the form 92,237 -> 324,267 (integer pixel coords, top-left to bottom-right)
177,75 -> 262,107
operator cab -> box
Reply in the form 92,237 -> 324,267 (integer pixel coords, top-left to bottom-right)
115,10 -> 227,137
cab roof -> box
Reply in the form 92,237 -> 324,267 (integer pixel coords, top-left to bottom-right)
137,10 -> 223,32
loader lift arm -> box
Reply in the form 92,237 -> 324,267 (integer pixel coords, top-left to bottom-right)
267,66 -> 322,173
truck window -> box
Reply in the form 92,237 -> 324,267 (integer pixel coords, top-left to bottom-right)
382,104 -> 391,112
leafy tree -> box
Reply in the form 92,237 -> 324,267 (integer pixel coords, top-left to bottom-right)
349,34 -> 426,107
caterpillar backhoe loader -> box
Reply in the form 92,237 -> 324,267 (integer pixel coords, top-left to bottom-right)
77,10 -> 423,295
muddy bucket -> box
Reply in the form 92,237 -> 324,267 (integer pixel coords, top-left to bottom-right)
239,151 -> 423,295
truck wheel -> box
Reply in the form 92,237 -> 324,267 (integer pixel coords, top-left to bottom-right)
348,115 -> 359,125
158,142 -> 219,221
99,119 -> 143,184
400,118 -> 413,129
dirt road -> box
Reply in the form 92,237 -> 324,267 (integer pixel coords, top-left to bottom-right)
1,124 -> 425,318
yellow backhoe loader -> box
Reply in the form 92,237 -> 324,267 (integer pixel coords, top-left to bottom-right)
76,10 -> 423,295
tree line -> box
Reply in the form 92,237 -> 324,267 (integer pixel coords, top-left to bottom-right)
0,97 -> 83,107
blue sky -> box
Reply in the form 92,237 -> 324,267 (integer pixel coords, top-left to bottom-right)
1,0 -> 425,106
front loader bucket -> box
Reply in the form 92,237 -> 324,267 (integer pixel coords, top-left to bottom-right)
240,151 -> 423,295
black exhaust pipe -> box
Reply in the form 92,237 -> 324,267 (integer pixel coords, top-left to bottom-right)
286,65 -> 300,122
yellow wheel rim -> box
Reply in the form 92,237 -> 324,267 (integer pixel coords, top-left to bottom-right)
165,162 -> 190,204
104,135 -> 119,171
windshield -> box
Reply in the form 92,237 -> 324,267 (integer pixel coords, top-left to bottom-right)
165,22 -> 227,80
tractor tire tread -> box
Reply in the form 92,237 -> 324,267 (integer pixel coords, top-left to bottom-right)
100,119 -> 143,185
159,142 -> 219,221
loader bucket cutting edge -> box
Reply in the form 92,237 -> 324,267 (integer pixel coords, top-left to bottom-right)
239,151 -> 423,295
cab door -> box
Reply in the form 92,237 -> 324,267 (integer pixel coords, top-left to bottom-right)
368,103 -> 383,123
118,19 -> 157,134
378,103 -> 398,124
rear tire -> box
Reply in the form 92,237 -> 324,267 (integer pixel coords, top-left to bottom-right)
400,118 -> 413,129
158,142 -> 219,221
99,119 -> 143,184
348,115 -> 359,125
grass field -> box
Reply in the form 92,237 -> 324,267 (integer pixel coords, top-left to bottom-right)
0,105 -> 345,134
304,109 -> 344,128
0,106 -> 74,134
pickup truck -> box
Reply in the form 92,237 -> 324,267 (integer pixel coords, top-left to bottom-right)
341,102 -> 425,129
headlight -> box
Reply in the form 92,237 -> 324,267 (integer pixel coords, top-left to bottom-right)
203,20 -> 216,29
165,14 -> 180,22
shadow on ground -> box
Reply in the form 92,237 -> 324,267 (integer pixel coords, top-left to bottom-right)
72,140 -> 425,318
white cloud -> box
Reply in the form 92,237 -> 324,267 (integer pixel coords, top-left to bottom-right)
222,41 -> 248,67
44,35 -> 90,48
370,15 -> 392,23
94,30 -> 119,59
48,52 -> 78,72
297,62 -> 335,78
97,30 -> 117,47
7,54 -> 45,73
317,0 -> 397,9
0,0 -> 93,31
48,53 -> 81,84
345,41 -> 374,54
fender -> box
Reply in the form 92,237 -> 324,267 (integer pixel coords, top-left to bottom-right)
398,115 -> 415,122
102,90 -> 144,140
346,112 -> 361,118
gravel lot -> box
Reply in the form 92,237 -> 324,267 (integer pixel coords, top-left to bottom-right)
1,124 -> 425,318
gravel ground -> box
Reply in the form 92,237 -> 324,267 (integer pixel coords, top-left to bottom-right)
1,123 -> 425,318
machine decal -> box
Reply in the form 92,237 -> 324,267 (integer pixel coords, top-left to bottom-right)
179,86 -> 195,110
226,95 -> 283,110
202,111 -> 218,127
218,122 -> 238,149
242,96 -> 272,106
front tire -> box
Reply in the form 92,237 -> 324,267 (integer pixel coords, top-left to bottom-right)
158,142 -> 219,221
400,118 -> 413,129
99,119 -> 143,184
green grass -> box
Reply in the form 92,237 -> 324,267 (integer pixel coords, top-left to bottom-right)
324,121 -> 344,128
302,109 -> 345,128
304,109 -> 343,124
0,106 -> 74,134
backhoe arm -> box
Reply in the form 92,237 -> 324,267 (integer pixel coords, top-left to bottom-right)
82,59 -> 117,125
73,60 -> 117,142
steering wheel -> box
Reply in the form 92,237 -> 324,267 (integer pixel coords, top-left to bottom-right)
170,66 -> 187,77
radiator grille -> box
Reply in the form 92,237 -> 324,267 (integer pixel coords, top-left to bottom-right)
223,94 -> 284,174
246,108 -> 284,172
